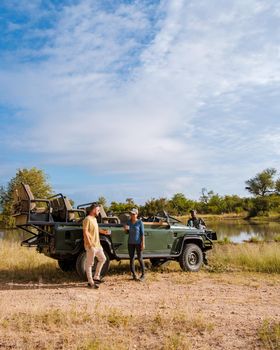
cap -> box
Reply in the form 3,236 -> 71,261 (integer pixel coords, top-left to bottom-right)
130,208 -> 138,215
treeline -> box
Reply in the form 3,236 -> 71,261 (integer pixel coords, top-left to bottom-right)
106,192 -> 248,216
100,168 -> 280,217
104,192 -> 280,217
1,167 -> 280,228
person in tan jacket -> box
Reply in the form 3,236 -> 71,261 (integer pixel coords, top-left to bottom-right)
83,202 -> 111,289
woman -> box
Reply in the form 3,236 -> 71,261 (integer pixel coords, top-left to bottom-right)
124,208 -> 145,281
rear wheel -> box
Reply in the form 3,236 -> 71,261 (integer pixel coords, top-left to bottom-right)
75,250 -> 110,280
179,243 -> 203,272
58,259 -> 76,272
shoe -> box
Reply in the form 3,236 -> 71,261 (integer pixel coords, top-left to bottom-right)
87,282 -> 99,289
139,275 -> 145,282
131,275 -> 138,281
93,279 -> 105,284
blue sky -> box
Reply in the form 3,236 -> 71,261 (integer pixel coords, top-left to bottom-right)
1,0 -> 280,205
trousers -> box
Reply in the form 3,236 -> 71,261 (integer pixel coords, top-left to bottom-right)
128,244 -> 145,276
85,246 -> 106,283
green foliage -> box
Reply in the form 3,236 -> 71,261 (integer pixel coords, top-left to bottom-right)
223,195 -> 245,213
140,197 -> 171,216
169,193 -> 195,215
109,200 -> 136,215
98,196 -> 107,211
246,194 -> 280,217
248,196 -> 271,217
217,237 -> 232,244
245,168 -> 280,217
0,167 -> 52,227
275,178 -> 280,194
2,167 -> 280,225
245,168 -> 278,197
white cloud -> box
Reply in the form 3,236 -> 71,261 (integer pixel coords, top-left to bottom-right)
1,0 -> 280,198
262,128 -> 280,156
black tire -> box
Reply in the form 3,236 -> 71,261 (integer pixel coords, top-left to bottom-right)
58,259 -> 76,272
75,249 -> 110,281
179,243 -> 203,272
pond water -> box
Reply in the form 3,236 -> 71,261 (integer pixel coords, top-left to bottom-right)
207,220 -> 280,243
1,220 -> 280,243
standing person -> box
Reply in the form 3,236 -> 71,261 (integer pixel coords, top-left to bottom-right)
187,209 -> 206,229
124,208 -> 145,281
83,202 -> 111,289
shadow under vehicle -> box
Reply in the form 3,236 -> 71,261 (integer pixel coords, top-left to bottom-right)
13,183 -> 217,280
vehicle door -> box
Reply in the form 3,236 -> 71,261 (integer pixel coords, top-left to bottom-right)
143,222 -> 175,256
109,225 -> 129,257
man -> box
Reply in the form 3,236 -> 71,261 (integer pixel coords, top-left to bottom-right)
124,208 -> 145,281
83,202 -> 111,289
187,209 -> 206,229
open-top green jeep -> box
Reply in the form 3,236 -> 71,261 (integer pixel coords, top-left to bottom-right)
13,183 -> 217,279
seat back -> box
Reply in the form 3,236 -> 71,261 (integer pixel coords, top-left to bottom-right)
63,197 -> 75,221
50,194 -> 85,222
78,202 -> 120,224
98,205 -> 120,224
99,205 -> 107,220
17,183 -> 36,212
12,183 -> 53,225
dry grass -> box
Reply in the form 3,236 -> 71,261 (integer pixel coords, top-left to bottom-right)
1,239 -> 280,286
258,319 -> 280,350
208,242 -> 280,273
0,301 -> 212,350
0,239 -> 279,350
0,240 -> 79,283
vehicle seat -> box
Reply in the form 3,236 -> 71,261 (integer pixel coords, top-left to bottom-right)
96,205 -> 120,224
49,194 -> 85,222
12,183 -> 53,225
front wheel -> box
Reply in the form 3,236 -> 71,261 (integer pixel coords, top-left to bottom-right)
75,249 -> 110,280
179,243 -> 203,272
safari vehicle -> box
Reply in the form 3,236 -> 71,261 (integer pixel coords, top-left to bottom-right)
13,183 -> 217,280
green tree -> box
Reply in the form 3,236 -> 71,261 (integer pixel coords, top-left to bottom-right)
126,198 -> 135,205
275,178 -> 280,195
98,196 -> 107,211
141,197 -> 171,216
0,167 -> 52,227
245,168 -> 277,197
169,193 -> 194,215
223,195 -> 245,214
198,188 -> 214,213
249,197 -> 271,217
207,194 -> 224,214
109,200 -> 136,215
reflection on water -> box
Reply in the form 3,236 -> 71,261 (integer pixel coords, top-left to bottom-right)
1,220 -> 280,243
207,220 -> 280,243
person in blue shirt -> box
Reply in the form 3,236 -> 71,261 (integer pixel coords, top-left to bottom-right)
124,208 -> 145,281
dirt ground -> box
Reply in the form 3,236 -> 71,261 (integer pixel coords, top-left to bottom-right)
0,271 -> 279,350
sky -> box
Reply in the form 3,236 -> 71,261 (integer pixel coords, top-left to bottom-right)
0,0 -> 280,205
